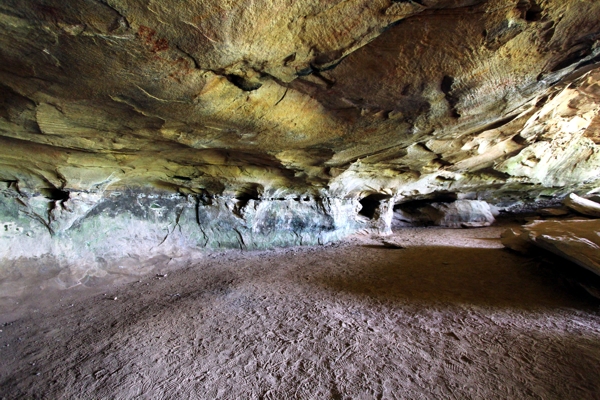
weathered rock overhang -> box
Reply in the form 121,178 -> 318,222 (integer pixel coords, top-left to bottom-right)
0,0 -> 600,291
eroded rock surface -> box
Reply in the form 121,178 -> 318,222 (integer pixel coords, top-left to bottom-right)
0,0 -> 599,285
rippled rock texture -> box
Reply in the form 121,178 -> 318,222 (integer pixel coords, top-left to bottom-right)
0,0 -> 599,282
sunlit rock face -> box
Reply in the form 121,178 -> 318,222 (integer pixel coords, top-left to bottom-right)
0,0 -> 599,282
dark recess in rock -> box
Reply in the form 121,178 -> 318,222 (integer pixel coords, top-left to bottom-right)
574,53 -> 600,72
40,188 -> 70,202
394,193 -> 458,212
234,185 -> 262,216
525,1 -> 543,22
359,193 -> 391,219
551,47 -> 594,72
441,75 -> 460,118
296,66 -> 314,76
2,180 -> 20,193
226,74 -> 263,91
283,53 -> 296,65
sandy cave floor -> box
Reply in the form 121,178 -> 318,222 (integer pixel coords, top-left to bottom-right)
1,226 -> 600,399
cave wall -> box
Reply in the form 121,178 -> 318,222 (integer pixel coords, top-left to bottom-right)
0,189 -> 370,294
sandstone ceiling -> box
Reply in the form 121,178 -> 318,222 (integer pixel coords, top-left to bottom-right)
0,0 -> 599,202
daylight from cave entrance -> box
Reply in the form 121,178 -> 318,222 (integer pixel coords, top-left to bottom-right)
1,0 -> 600,398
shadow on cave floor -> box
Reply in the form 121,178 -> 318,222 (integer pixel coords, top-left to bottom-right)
308,245 -> 595,310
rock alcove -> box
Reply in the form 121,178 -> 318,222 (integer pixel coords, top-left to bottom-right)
0,0 -> 599,287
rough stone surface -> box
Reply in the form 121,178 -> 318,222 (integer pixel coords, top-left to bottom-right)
0,0 -> 598,199
0,0 -> 600,273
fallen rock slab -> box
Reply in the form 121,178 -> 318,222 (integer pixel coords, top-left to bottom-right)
563,193 -> 600,218
503,219 -> 600,276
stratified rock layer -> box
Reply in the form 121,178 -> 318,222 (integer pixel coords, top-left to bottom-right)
0,0 -> 599,286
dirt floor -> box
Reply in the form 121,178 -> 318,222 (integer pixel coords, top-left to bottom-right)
1,226 -> 600,399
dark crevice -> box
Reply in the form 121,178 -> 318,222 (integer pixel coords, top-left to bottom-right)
441,75 -> 461,118
283,53 -> 296,65
550,47 -> 594,72
573,52 -> 600,72
535,94 -> 549,107
511,134 -> 529,145
483,114 -> 518,131
225,74 -> 263,91
296,66 -> 314,77
274,88 -> 288,106
440,75 -> 454,96
359,193 -> 392,219
2,180 -> 21,194
233,185 -> 262,217
40,188 -> 70,202
525,2 -> 542,22
394,193 -> 458,210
